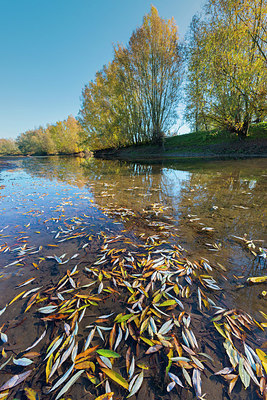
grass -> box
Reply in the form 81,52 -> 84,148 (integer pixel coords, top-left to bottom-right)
106,122 -> 267,159
165,122 -> 267,149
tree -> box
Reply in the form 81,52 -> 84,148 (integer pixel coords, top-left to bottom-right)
0,139 -> 20,155
48,115 -> 82,154
17,127 -> 55,155
79,6 -> 183,149
16,116 -> 83,155
185,0 -> 267,137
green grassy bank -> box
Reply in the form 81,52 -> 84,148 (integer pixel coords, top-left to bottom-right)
94,122 -> 267,161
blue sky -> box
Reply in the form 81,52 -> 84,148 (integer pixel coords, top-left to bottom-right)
0,0 -> 204,139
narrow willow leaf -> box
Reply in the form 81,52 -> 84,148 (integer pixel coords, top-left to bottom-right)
25,330 -> 46,351
192,368 -> 202,398
158,319 -> 173,335
101,368 -> 129,389
84,327 -> 96,351
0,370 -> 32,391
38,305 -> 57,314
45,335 -> 63,360
99,356 -> 112,369
59,339 -> 75,367
168,372 -> 184,387
215,367 -> 233,375
145,344 -> 162,354
13,357 -> 33,366
129,356 -> 135,379
182,367 -> 192,387
46,353 -> 53,383
171,357 -> 191,362
239,357 -> 250,389
127,370 -> 143,398
49,357 -> 60,380
0,333 -> 8,344
114,326 -> 122,351
229,375 -> 238,395
0,306 -> 7,317
167,381 -> 176,392
49,364 -> 74,392
24,387 -> 39,400
55,369 -> 84,400
256,349 -> 267,374
96,349 -> 121,358
0,356 -> 12,371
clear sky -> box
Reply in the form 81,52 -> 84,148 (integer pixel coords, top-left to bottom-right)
0,0 -> 204,139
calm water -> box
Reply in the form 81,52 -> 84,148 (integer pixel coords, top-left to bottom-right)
0,156 -> 266,400
0,156 -> 266,317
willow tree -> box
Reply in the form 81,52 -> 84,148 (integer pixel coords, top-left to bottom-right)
79,6 -> 182,149
115,6 -> 182,144
186,0 -> 267,137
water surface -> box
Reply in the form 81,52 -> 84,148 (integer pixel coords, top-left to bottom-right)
0,156 -> 266,316
0,156 -> 266,399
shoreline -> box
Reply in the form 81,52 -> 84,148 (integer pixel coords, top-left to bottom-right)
93,130 -> 267,162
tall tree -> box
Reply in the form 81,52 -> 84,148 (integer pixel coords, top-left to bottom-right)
79,6 -> 183,149
115,6 -> 182,144
185,0 -> 267,137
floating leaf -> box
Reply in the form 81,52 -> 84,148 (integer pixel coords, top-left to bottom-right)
168,372 -> 184,387
25,330 -> 46,351
167,381 -> 176,392
96,349 -> 121,358
55,369 -> 84,400
239,357 -> 250,389
101,368 -> 129,389
256,349 -> 267,374
95,393 -> 114,400
38,305 -> 58,314
24,388 -> 39,400
49,364 -> 74,393
247,276 -> 267,284
127,370 -> 143,398
192,368 -> 202,398
0,370 -> 32,391
13,358 -> 33,366
0,333 -> 8,344
145,344 -> 162,354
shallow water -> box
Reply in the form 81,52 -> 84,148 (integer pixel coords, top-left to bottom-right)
0,156 -> 266,317
0,156 -> 266,399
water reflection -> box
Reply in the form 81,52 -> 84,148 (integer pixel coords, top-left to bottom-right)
1,156 -> 266,316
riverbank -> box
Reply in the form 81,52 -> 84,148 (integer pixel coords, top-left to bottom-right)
94,124 -> 267,161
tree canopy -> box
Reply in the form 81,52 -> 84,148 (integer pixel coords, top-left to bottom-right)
185,0 -> 267,137
79,6 -> 183,150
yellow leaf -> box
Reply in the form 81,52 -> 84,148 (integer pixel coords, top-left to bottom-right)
9,291 -> 26,305
74,361 -> 95,370
95,393 -> 114,400
247,276 -> 267,284
101,368 -> 129,389
0,391 -> 9,400
46,353 -> 53,383
24,388 -> 38,400
256,349 -> 267,373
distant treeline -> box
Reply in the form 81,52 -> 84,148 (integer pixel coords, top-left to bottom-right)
0,116 -> 83,156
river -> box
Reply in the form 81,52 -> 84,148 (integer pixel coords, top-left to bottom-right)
0,156 -> 266,400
